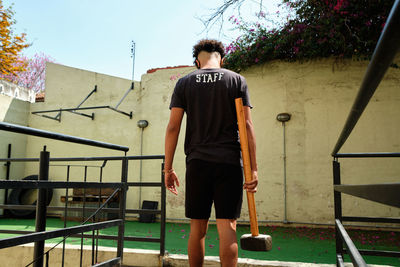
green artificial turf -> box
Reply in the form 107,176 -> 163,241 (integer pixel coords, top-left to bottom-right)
0,218 -> 399,266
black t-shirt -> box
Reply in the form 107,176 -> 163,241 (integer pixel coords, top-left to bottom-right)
169,68 -> 252,165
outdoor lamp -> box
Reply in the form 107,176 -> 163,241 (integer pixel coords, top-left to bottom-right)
276,113 -> 291,123
137,120 -> 149,128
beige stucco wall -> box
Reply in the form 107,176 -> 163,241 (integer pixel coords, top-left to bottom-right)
240,58 -> 400,224
0,93 -> 30,214
22,60 -> 400,225
25,63 -> 146,217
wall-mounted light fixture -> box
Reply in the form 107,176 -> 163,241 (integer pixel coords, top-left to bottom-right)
276,113 -> 291,123
137,120 -> 149,128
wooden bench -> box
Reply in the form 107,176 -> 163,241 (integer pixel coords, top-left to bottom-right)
60,188 -> 119,221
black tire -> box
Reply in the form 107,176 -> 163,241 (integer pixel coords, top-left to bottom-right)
7,175 -> 53,219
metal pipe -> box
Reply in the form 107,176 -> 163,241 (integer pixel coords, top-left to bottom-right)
92,257 -> 120,267
336,219 -> 368,266
160,162 -> 166,256
342,216 -> 400,224
33,147 -> 50,267
0,155 -> 165,162
283,122 -> 288,223
80,166 -> 88,267
32,105 -> 110,114
66,110 -> 94,120
276,113 -> 291,224
76,85 -> 97,108
5,144 -> 11,181
0,122 -> 129,152
96,164 -> 105,263
333,160 -> 344,259
107,106 -> 132,118
3,144 -> 11,211
38,114 -> 61,122
335,152 -> 400,158
115,83 -> 134,109
0,205 -> 162,215
61,165 -> 70,267
332,0 -> 400,156
346,248 -> 400,258
117,157 -> 128,261
0,180 -> 125,189
131,41 -> 136,82
138,127 -> 144,209
0,219 -> 123,249
127,182 -> 162,187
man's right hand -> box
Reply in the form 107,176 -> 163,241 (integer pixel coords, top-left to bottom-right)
165,170 -> 180,195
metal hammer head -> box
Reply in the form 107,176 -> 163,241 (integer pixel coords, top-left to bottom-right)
240,234 -> 272,251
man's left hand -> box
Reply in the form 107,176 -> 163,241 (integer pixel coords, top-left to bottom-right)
243,170 -> 258,193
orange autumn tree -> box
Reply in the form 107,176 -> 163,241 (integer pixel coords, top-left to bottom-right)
0,0 -> 29,76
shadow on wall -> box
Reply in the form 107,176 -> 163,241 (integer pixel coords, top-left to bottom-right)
0,96 -> 31,214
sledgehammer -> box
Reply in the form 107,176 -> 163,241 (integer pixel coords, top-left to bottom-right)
235,98 -> 272,252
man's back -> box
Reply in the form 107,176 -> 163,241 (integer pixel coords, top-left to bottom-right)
170,68 -> 251,165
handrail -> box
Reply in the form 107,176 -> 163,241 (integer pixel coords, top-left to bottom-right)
0,219 -> 122,249
0,122 -> 129,152
0,155 -> 165,162
335,152 -> 400,158
331,0 -> 400,156
335,219 -> 367,267
0,180 -> 126,189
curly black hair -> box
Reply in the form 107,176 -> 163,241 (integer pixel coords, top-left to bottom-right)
192,39 -> 225,65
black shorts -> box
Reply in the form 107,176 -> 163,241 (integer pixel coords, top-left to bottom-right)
185,159 -> 243,219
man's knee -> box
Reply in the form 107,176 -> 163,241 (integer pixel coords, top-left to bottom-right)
190,219 -> 209,238
216,219 -> 237,232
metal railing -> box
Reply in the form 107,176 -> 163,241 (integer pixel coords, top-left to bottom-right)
0,121 -> 166,267
331,0 -> 400,266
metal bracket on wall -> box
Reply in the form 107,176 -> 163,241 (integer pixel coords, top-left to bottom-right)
31,83 -> 134,122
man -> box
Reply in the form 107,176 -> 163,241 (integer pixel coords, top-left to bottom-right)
164,39 -> 258,267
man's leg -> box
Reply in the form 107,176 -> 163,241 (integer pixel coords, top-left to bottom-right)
216,219 -> 238,267
188,219 -> 209,267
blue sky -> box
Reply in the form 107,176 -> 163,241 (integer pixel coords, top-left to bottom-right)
4,0 -> 281,80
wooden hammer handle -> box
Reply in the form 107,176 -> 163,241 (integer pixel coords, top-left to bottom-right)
235,98 -> 259,236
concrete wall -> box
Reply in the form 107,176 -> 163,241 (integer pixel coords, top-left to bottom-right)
25,63 -> 145,217
0,92 -> 31,213
0,244 -> 163,267
22,60 -> 400,224
240,58 -> 400,224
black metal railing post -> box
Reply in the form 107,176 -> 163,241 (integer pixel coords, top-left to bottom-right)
33,146 -> 50,267
4,144 -> 11,210
80,166 -> 88,267
160,162 -> 166,256
333,159 -> 343,265
117,157 -> 128,261
61,165 -> 70,267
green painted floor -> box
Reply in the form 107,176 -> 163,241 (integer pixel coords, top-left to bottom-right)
0,218 -> 399,266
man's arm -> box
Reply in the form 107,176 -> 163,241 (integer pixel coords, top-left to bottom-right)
164,107 -> 184,195
243,106 -> 258,193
